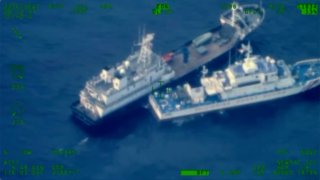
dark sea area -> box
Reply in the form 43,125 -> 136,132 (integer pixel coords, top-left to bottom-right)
0,0 -> 320,179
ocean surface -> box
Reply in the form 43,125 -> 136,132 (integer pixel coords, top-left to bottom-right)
1,0 -> 320,179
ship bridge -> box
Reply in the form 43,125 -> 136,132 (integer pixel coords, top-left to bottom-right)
224,51 -> 281,88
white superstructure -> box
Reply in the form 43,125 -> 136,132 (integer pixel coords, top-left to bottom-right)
149,43 -> 320,121
77,33 -> 175,123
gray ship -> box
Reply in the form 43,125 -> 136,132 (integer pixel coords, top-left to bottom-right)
165,2 -> 265,80
149,43 -> 320,123
71,3 -> 265,125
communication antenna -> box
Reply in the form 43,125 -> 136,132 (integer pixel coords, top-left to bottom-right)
231,1 -> 238,26
134,27 -> 142,47
158,50 -> 162,67
142,24 -> 146,38
239,41 -> 252,59
228,50 -> 231,67
138,26 -> 142,45
201,66 -> 208,77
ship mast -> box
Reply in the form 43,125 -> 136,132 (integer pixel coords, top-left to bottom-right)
230,2 -> 250,40
245,42 -> 252,58
239,42 -> 252,59
201,66 -> 208,77
231,2 -> 237,26
228,50 -> 231,67
137,33 -> 154,67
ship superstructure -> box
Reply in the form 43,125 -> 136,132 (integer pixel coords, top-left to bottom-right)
149,43 -> 320,121
72,33 -> 175,125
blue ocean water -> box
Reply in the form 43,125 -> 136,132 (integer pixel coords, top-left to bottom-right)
0,0 -> 319,179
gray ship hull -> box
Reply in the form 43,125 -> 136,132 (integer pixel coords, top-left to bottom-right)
168,4 -> 265,80
169,25 -> 239,80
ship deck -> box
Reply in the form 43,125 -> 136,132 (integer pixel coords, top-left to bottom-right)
292,58 -> 320,83
150,85 -> 303,121
168,24 -> 239,80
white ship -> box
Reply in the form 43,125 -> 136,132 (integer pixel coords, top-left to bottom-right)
149,43 -> 320,121
72,33 -> 175,125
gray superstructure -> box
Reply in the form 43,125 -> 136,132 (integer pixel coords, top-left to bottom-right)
149,43 -> 320,122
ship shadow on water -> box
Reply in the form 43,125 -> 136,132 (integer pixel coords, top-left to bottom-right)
70,98 -> 151,139
301,85 -> 320,102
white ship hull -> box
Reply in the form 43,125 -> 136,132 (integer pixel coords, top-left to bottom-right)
101,75 -> 172,118
73,72 -> 175,125
150,83 -> 319,121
